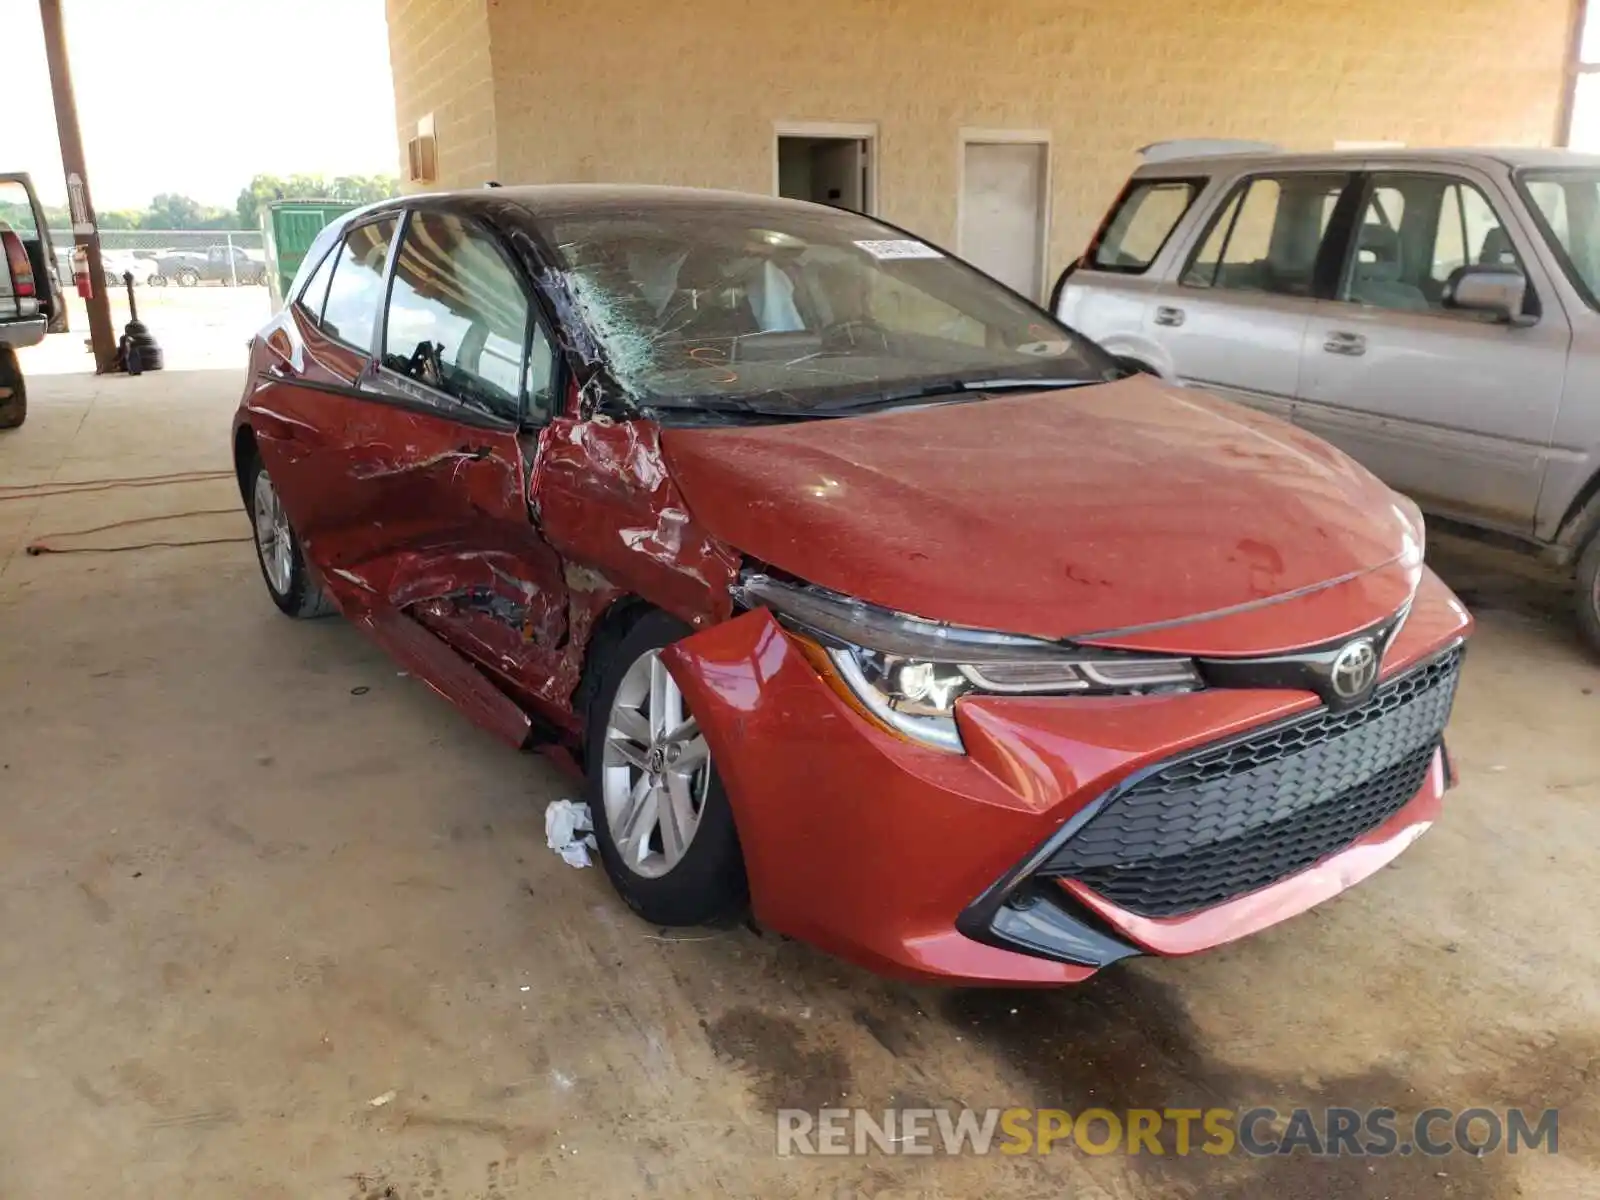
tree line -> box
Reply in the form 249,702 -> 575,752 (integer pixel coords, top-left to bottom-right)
19,173 -> 400,231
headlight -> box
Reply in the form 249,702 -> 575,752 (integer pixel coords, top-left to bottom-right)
734,573 -> 1202,753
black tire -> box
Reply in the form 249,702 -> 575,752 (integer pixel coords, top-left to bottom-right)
1576,531 -> 1600,658
175,267 -> 199,288
242,446 -> 336,619
0,346 -> 26,430
148,274 -> 168,287
584,610 -> 747,926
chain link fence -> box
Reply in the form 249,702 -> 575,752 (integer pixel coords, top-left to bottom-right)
48,228 -> 268,288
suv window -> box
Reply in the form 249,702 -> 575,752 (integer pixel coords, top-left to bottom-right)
1522,170 -> 1600,309
1089,179 -> 1202,273
1341,173 -> 1521,315
320,218 -> 396,350
0,181 -> 40,238
382,211 -> 534,422
1182,173 -> 1350,296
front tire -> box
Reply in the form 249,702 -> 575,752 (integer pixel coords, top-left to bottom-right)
0,346 -> 26,430
243,447 -> 334,619
585,611 -> 747,926
1575,531 -> 1600,658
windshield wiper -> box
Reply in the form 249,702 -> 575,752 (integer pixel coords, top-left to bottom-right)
803,376 -> 1095,414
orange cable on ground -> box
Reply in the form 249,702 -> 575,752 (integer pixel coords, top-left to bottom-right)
24,508 -> 249,557
0,469 -> 233,502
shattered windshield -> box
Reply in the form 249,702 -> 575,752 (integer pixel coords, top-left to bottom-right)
544,203 -> 1109,413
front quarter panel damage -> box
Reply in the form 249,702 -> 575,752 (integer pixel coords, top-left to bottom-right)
533,416 -> 740,640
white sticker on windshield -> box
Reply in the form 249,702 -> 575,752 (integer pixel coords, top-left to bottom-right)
853,239 -> 944,260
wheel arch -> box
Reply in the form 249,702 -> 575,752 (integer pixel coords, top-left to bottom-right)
1095,332 -> 1176,379
1549,468 -> 1600,567
232,422 -> 259,504
571,591 -> 658,738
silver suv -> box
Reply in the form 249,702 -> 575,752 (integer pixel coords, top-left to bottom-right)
1055,142 -> 1600,651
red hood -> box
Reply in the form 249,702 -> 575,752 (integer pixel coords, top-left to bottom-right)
659,378 -> 1422,643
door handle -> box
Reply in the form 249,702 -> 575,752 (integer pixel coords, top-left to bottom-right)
1323,331 -> 1367,356
1154,305 -> 1186,327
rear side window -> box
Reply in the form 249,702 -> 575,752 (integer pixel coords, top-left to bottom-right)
1090,179 -> 1202,272
1182,172 -> 1351,297
297,244 -> 338,319
320,218 -> 397,351
382,211 -> 532,422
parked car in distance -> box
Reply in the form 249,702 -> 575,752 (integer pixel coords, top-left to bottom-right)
101,250 -> 158,287
155,244 -> 267,286
1056,142 -> 1600,652
0,172 -> 68,429
234,186 -> 1471,985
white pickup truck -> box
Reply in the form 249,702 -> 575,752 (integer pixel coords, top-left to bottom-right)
0,171 -> 68,429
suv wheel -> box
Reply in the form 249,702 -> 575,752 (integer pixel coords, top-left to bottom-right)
174,267 -> 200,287
585,611 -> 747,926
0,347 -> 26,430
1575,531 -> 1600,657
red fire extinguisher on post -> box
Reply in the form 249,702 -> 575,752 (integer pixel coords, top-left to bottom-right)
72,244 -> 92,300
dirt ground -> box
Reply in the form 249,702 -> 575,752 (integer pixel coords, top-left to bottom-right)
1,357 -> 1597,1199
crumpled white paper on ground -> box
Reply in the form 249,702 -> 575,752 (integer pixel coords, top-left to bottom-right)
545,799 -> 598,868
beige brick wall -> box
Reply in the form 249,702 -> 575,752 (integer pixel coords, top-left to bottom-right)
385,0 -> 498,191
389,0 -> 1575,283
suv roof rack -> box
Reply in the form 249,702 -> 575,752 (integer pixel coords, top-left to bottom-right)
1137,139 -> 1280,163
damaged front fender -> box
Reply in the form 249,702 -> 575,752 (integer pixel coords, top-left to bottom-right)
532,415 -> 740,633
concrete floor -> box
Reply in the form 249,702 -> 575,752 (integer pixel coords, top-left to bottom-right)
2,365 -> 1598,1200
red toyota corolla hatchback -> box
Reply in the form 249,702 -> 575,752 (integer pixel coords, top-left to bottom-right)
233,186 -> 1470,985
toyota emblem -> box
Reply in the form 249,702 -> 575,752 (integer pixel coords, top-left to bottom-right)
1330,638 -> 1379,701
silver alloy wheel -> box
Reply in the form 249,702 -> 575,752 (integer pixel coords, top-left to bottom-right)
252,469 -> 294,596
602,649 -> 711,879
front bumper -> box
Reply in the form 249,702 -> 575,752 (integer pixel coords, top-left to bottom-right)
661,569 -> 1471,985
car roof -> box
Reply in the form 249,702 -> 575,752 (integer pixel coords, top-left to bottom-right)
1134,144 -> 1600,174
384,183 -> 845,220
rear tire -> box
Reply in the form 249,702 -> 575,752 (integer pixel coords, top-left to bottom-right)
243,446 -> 335,619
0,347 -> 26,430
585,611 -> 747,926
1575,531 -> 1600,658
175,267 -> 200,288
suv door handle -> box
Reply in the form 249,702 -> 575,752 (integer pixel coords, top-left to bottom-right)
1154,305 -> 1186,327
1323,331 -> 1367,356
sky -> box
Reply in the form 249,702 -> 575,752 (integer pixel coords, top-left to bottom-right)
7,0 -> 399,211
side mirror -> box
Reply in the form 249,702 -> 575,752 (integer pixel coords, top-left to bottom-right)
1444,264 -> 1531,325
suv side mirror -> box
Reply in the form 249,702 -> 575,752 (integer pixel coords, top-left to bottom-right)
1444,264 -> 1531,325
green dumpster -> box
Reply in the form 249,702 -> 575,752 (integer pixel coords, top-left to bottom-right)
262,200 -> 356,309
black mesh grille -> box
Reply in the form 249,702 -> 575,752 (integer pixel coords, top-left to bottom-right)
1041,647 -> 1462,918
